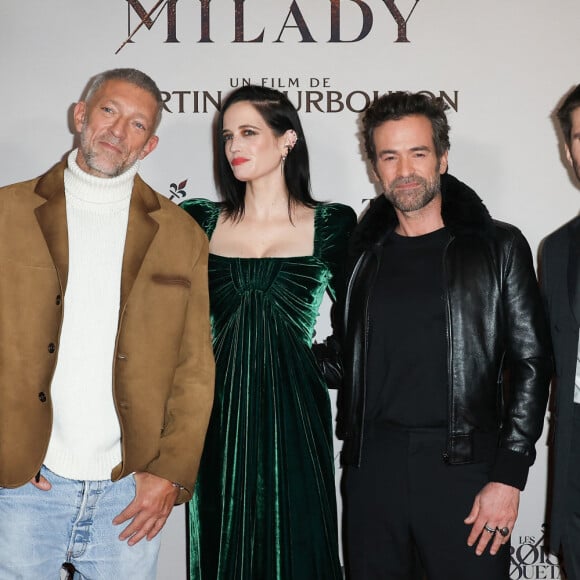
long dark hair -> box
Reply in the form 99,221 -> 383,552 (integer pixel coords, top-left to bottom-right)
216,85 -> 316,219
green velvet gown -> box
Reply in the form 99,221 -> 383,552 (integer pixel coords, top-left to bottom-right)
181,199 -> 356,580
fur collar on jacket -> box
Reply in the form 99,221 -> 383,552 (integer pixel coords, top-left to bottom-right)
351,172 -> 494,252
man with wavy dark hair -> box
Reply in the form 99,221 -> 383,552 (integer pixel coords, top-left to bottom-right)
335,91 -> 551,579
542,84 -> 580,579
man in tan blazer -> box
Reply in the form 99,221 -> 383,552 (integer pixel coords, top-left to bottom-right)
0,68 -> 214,579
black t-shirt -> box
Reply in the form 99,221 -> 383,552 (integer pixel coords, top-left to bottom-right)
366,227 -> 450,428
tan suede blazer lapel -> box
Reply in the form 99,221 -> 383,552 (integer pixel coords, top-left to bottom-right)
32,160 -> 163,311
34,160 -> 69,292
121,175 -> 160,311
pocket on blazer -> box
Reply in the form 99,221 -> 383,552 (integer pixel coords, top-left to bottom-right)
151,274 -> 191,288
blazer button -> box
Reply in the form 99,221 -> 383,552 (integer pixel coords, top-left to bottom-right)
48,343 -> 56,353
442,452 -> 450,464
56,295 -> 62,306
38,392 -> 47,402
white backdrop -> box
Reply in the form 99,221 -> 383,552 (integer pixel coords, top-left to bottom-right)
2,1 -> 579,577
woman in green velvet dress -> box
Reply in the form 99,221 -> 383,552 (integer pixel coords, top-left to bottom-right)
181,85 -> 356,579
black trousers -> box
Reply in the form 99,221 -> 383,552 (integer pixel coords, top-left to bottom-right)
561,405 -> 580,580
343,426 -> 509,580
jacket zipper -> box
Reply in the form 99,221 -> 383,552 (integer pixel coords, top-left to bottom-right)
442,236 -> 453,462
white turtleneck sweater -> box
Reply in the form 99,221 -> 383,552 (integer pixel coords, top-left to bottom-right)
44,150 -> 137,480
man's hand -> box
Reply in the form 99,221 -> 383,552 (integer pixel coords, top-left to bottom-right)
464,481 -> 520,556
113,472 -> 179,546
29,474 -> 51,491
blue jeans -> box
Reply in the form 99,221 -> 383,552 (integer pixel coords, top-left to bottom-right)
0,466 -> 161,580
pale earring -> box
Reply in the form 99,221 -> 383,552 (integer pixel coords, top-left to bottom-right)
281,130 -> 299,164
281,152 -> 287,174
281,145 -> 290,164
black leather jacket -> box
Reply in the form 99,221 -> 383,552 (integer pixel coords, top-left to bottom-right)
334,174 -> 551,489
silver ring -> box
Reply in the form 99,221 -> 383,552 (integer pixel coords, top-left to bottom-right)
483,524 -> 496,533
497,526 -> 510,537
